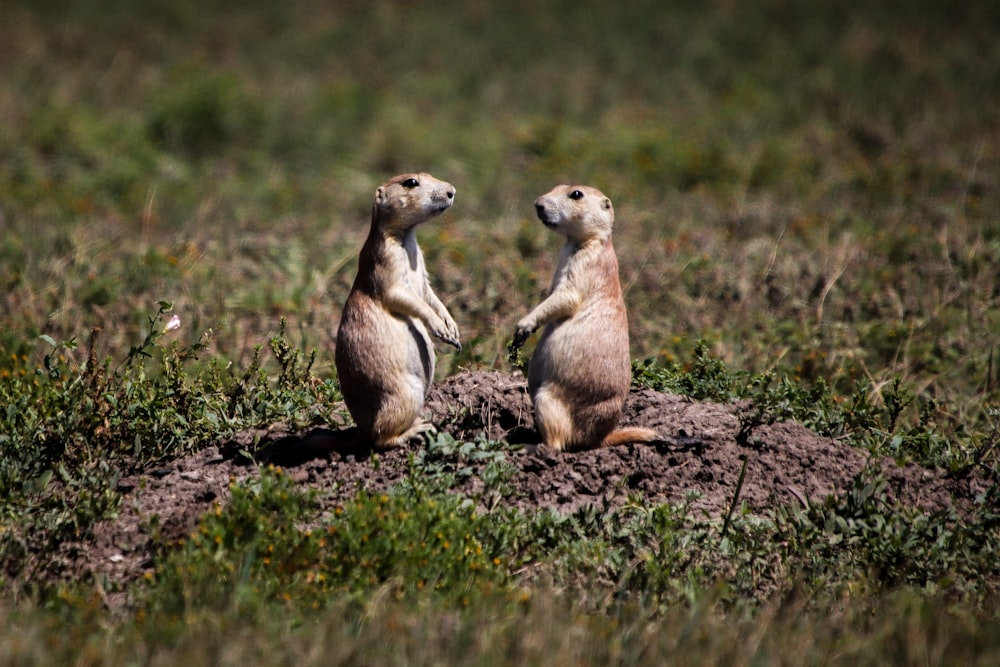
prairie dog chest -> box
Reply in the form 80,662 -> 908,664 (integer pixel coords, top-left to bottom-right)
550,241 -> 603,299
398,231 -> 427,289
548,243 -> 573,290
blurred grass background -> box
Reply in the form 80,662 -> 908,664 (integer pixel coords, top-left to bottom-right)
2,0 -> 998,426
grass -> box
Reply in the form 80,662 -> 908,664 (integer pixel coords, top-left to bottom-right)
2,0 -> 1000,663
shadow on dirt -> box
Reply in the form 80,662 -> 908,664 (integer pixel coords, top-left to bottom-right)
236,426 -> 371,467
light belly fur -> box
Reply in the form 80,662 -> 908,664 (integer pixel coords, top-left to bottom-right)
530,302 -> 629,398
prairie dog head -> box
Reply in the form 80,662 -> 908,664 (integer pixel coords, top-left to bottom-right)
373,172 -> 456,232
534,185 -> 614,243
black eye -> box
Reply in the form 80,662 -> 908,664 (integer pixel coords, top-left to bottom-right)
568,190 -> 584,200
401,178 -> 419,188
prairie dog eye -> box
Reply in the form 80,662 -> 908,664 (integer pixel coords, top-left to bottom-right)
401,178 -> 420,188
568,190 -> 584,200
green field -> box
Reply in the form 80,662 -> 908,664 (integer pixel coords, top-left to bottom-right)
2,0 -> 999,663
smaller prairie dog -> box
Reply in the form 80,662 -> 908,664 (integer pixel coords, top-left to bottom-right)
511,184 -> 659,452
335,173 -> 460,449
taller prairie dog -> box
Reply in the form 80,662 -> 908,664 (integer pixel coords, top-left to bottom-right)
335,172 -> 461,449
511,184 -> 660,452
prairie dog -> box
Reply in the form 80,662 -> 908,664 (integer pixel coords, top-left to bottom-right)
511,184 -> 659,452
335,173 -> 460,448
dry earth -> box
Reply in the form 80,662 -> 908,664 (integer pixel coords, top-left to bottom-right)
64,370 -> 988,598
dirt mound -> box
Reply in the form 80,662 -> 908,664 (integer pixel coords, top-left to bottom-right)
69,370 -> 987,599
423,371 -> 983,516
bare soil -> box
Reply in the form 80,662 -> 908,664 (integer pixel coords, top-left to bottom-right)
68,370 -> 988,599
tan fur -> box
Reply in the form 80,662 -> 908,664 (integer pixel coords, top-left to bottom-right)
511,185 -> 659,452
335,173 -> 460,449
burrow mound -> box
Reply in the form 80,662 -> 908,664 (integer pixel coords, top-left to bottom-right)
64,370 -> 988,599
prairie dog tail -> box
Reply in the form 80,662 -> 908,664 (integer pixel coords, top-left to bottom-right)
600,427 -> 662,448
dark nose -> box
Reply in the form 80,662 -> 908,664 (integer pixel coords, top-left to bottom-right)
446,188 -> 455,199
535,203 -> 545,217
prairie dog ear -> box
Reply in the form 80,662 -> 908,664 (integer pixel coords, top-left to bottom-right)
602,197 -> 612,211
375,186 -> 386,206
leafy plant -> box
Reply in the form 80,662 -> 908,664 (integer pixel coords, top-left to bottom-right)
144,465 -> 511,617
0,304 -> 342,590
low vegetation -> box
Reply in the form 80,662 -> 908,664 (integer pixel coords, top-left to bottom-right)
1,0 -> 999,663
